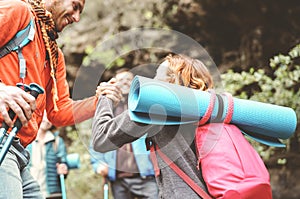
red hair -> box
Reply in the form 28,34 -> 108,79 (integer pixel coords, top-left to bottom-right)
164,54 -> 214,91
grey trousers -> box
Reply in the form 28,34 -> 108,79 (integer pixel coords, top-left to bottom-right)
0,139 -> 43,199
111,176 -> 159,199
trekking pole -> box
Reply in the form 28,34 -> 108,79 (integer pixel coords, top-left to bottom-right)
103,178 -> 109,199
0,83 -> 31,144
60,174 -> 67,199
57,156 -> 68,199
0,83 -> 44,166
58,154 -> 80,199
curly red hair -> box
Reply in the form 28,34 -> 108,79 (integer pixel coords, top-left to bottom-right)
163,54 -> 214,91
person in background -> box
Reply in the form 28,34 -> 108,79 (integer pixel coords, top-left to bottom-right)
27,112 -> 68,199
0,0 -> 122,198
91,69 -> 158,199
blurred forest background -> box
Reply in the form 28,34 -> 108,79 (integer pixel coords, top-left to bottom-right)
56,0 -> 300,198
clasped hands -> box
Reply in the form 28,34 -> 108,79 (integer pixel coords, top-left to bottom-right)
95,78 -> 123,107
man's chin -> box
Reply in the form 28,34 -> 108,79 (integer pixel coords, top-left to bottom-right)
55,26 -> 64,33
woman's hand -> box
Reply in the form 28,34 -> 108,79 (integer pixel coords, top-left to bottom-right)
96,164 -> 109,177
56,163 -> 68,175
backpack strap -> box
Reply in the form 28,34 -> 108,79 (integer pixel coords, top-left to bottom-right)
155,144 -> 212,199
146,138 -> 212,199
198,91 -> 234,125
223,92 -> 234,123
0,19 -> 35,58
210,93 -> 224,123
198,90 -> 216,126
0,19 -> 35,79
146,138 -> 160,176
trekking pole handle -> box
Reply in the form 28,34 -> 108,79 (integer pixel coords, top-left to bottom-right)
0,83 -> 44,166
9,83 -> 44,130
0,83 -> 32,143
29,83 -> 44,98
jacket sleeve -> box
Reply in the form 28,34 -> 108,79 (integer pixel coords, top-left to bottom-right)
0,0 -> 31,48
91,95 -> 160,153
46,50 -> 98,127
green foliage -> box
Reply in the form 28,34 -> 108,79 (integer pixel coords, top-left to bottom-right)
64,121 -> 107,199
221,44 -> 300,160
222,44 -> 300,111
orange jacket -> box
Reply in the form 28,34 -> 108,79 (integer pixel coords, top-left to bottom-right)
0,0 -> 97,147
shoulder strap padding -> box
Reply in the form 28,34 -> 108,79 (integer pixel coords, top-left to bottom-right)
0,19 -> 35,58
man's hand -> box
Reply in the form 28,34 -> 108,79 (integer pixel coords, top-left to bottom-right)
0,83 -> 36,127
96,164 -> 109,177
96,78 -> 122,107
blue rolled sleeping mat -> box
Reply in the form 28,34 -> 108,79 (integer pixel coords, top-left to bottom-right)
128,76 -> 297,147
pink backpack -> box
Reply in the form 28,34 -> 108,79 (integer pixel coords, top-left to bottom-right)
195,123 -> 272,199
150,92 -> 272,199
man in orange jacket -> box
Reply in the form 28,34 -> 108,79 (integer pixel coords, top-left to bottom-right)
0,0 -> 121,198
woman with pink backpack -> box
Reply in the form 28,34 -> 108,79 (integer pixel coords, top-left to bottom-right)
92,54 -> 272,198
